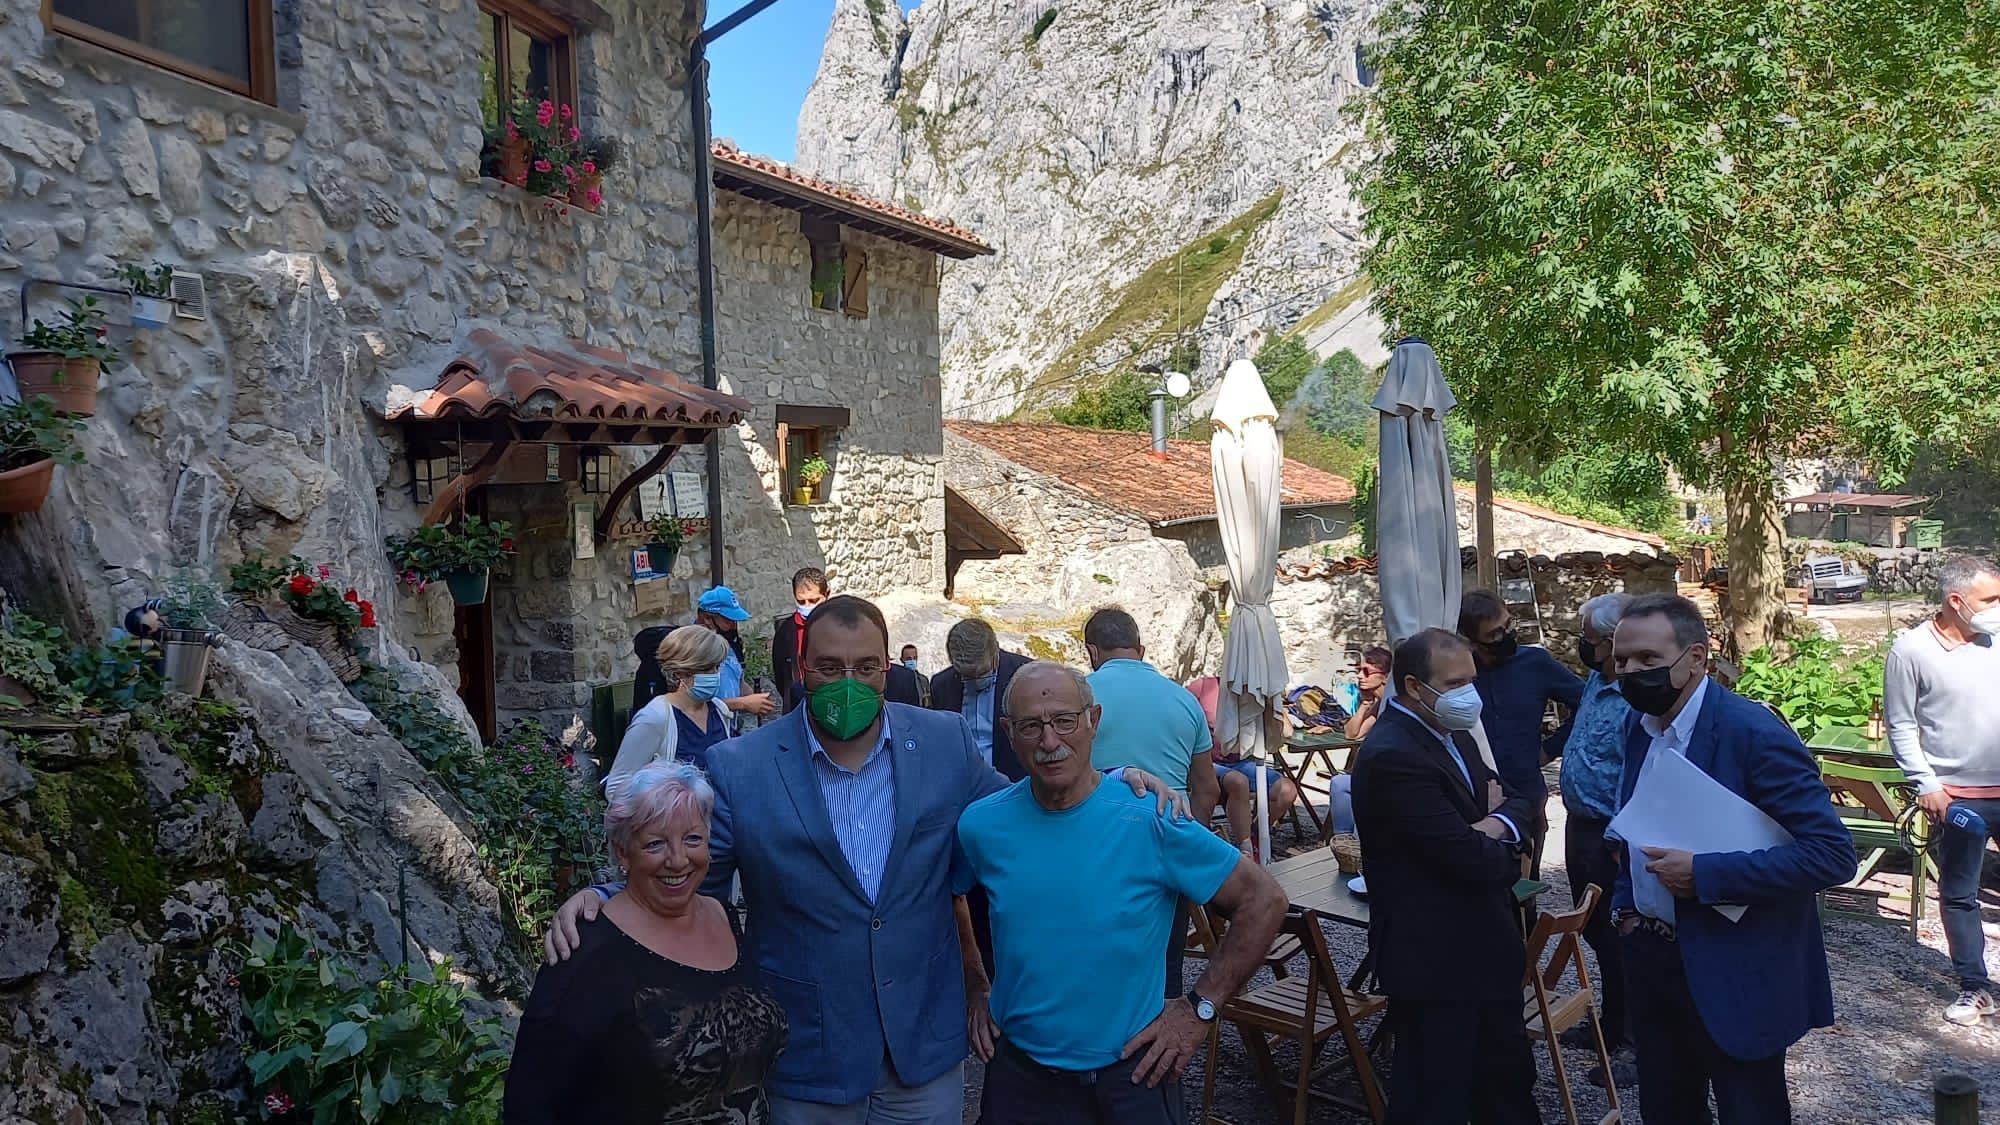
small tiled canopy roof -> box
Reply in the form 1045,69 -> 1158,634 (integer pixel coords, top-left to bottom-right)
389,330 -> 748,440
948,421 -> 1356,527
1782,491 -> 1930,511
711,143 -> 993,260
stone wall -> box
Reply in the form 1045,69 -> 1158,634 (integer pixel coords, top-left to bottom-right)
1454,491 -> 1664,556
944,428 -> 1153,596
0,0 -> 710,721
1270,550 -> 1682,689
706,191 -> 947,633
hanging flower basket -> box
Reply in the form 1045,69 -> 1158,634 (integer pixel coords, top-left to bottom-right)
444,568 -> 490,607
0,457 -> 55,514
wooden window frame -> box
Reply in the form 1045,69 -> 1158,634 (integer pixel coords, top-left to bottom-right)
42,0 -> 277,103
776,421 -> 838,506
480,0 -> 578,129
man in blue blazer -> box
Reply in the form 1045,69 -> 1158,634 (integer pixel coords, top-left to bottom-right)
546,595 -> 1181,1124
1609,594 -> 1856,1124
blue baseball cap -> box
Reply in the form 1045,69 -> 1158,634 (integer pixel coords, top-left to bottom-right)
697,586 -> 752,622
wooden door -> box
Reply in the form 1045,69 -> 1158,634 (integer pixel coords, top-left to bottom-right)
455,594 -> 496,743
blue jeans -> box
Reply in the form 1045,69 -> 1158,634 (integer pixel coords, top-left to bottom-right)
1935,796 -> 2000,991
767,1057 -> 962,1125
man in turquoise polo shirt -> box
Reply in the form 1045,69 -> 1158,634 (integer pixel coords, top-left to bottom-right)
956,661 -> 1287,1125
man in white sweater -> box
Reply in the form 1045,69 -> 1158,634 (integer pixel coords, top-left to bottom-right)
1885,554 -> 2000,1025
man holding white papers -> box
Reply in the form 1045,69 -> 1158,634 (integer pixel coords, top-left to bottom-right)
1609,595 -> 1855,1124
1883,554 -> 2000,1025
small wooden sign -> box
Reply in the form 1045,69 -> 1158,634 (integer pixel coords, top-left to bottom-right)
632,577 -> 676,616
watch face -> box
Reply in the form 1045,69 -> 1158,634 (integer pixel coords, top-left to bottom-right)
1195,997 -> 1216,1021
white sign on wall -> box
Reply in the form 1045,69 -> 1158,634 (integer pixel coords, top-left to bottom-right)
669,472 -> 707,519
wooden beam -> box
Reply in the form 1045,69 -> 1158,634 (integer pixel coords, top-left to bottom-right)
593,443 -> 677,542
423,438 -> 514,526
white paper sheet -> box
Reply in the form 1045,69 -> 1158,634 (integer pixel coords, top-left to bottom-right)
1606,745 -> 1793,924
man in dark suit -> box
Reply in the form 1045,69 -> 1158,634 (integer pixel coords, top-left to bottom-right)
771,566 -> 829,713
1610,594 -> 1855,1123
926,617 -> 1030,978
926,618 -> 1031,780
1350,628 -> 1541,1125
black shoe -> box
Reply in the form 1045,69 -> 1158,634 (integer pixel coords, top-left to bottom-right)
1558,1024 -> 1607,1050
1586,1054 -> 1639,1089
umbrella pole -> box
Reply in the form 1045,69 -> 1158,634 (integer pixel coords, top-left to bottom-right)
1256,757 -> 1271,866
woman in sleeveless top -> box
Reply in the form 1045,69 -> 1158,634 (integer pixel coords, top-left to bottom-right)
505,760 -> 786,1124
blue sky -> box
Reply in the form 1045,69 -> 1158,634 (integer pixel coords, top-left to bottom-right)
707,0 -> 918,162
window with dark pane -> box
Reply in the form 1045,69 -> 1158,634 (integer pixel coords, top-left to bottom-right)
477,0 -> 576,132
50,0 -> 273,99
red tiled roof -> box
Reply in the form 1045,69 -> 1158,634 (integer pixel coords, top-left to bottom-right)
947,421 -> 1355,526
1453,485 -> 1665,548
711,143 -> 993,259
388,329 -> 748,427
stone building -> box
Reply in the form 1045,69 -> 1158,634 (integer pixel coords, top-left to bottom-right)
944,420 -> 1358,591
0,0 -> 989,737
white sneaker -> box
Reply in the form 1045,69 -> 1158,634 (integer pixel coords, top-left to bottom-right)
1944,989 -> 1994,1025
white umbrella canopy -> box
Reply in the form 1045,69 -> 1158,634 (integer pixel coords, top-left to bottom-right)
1210,358 -> 1288,863
1372,338 -> 1495,769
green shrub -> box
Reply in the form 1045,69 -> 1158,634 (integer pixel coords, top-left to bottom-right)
238,926 -> 507,1124
1735,637 -> 1885,742
1027,7 -> 1057,44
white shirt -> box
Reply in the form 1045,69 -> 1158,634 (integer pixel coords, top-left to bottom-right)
1390,700 -> 1521,844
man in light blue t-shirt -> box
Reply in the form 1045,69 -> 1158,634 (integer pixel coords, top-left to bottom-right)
956,661 -> 1287,1125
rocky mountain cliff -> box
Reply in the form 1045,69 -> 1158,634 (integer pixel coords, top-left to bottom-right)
796,0 -> 1391,419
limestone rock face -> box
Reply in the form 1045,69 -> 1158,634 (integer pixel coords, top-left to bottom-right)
797,0 -> 1392,419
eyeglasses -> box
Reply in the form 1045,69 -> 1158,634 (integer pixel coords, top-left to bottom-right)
1010,711 -> 1085,741
809,659 -> 885,679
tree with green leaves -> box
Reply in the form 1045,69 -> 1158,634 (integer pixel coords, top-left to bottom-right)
1252,335 -> 1318,407
1359,0 -> 2000,652
1050,368 -> 1152,431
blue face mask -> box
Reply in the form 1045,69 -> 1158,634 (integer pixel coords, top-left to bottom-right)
902,659 -> 918,670
689,673 -> 723,702
970,672 -> 997,692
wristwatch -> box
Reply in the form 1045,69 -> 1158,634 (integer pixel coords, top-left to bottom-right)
1186,987 -> 1216,1022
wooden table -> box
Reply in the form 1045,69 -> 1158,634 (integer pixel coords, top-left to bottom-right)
1270,849 -> 1549,929
1277,732 -> 1364,844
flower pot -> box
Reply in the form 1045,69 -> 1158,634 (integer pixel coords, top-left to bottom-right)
0,456 -> 55,514
161,627 -> 216,697
567,171 -> 604,210
499,136 -> 531,186
445,568 -> 490,606
793,486 -> 814,506
5,351 -> 100,416
645,543 -> 678,576
131,295 -> 173,329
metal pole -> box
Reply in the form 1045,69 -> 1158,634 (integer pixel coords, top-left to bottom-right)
1150,389 -> 1169,454
1935,1072 -> 1979,1125
689,0 -> 788,589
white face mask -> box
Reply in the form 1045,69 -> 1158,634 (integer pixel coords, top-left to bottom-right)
1969,607 -> 2000,637
796,602 -> 816,619
1423,681 -> 1485,732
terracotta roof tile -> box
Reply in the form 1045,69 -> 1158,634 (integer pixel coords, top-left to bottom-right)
947,421 -> 1355,526
711,143 -> 993,258
388,330 -> 748,427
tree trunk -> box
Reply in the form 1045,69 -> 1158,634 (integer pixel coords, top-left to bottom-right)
1719,431 -> 1788,657
1475,436 -> 1498,589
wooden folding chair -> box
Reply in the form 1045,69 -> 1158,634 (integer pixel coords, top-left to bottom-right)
1199,907 -> 1388,1125
1818,757 -> 1933,936
1521,884 -> 1622,1125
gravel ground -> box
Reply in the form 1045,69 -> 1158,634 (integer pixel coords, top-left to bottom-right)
957,787 -> 2000,1123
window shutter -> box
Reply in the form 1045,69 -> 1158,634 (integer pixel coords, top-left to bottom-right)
842,247 -> 869,318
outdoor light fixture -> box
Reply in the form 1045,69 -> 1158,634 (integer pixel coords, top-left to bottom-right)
579,449 -> 612,494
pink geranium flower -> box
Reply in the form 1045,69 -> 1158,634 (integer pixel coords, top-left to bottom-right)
581,160 -> 597,175
536,100 -> 555,126
533,159 -> 552,172
584,188 -> 602,209
560,103 -> 573,120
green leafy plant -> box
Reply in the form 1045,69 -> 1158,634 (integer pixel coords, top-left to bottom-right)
1027,7 -> 1057,43
579,135 -> 621,173
645,513 -> 687,550
797,454 -> 831,489
232,557 -> 375,634
384,517 -> 515,587
1735,637 -> 1886,742
231,554 -> 311,597
65,635 -> 163,710
160,569 -> 225,630
0,395 -> 87,472
19,297 -> 120,367
116,261 -> 175,298
0,609 -> 86,713
237,926 -> 507,1124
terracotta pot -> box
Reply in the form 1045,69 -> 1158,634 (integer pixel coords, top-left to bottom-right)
0,456 -> 55,514
567,170 -> 604,210
6,351 -> 100,416
499,137 -> 532,186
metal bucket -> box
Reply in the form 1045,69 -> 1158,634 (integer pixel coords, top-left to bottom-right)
161,628 -> 217,697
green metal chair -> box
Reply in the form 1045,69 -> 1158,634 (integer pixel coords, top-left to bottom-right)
1818,756 -> 1933,937
588,680 -> 634,776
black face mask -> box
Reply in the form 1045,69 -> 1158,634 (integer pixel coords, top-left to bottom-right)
1575,636 -> 1599,671
1621,647 -> 1692,716
1483,631 -> 1519,663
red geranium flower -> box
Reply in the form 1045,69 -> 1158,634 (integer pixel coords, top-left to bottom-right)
359,603 -> 377,629
264,1089 -> 295,1115
343,589 -> 359,603
288,574 -> 315,596
533,159 -> 553,173
500,538 -> 515,552
581,160 -> 597,175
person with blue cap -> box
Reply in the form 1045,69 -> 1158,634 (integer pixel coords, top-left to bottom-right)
630,586 -> 775,728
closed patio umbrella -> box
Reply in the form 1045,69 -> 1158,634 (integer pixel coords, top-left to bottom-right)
1210,358 -> 1288,864
1373,337 -> 1495,767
